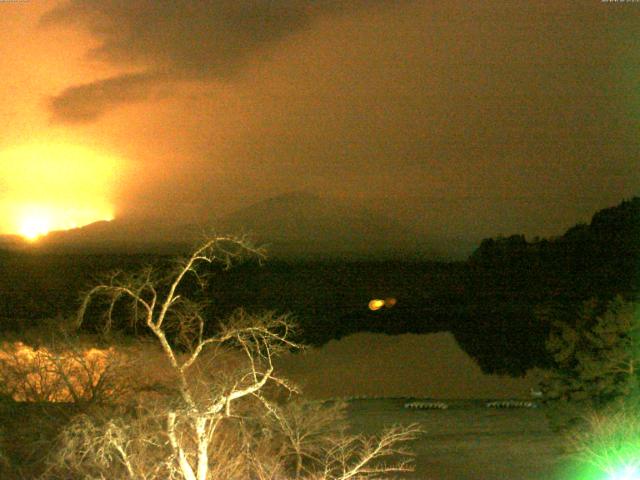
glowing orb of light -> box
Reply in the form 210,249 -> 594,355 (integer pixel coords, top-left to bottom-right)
384,297 -> 397,308
0,142 -> 120,240
19,212 -> 53,241
368,299 -> 385,311
368,298 -> 397,311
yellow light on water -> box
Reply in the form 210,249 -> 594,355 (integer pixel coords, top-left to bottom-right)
0,143 -> 120,240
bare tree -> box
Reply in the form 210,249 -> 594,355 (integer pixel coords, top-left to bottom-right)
261,398 -> 422,480
43,236 -> 421,480
316,424 -> 422,480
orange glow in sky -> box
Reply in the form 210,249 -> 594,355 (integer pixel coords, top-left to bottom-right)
0,143 -> 119,240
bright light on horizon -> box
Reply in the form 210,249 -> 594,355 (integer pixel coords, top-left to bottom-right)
0,143 -> 121,240
16,204 -> 115,241
19,212 -> 52,241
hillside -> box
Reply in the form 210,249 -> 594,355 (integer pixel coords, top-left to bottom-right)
2,192 -> 439,258
454,196 -> 640,376
1,197 -> 637,379
218,191 -> 435,259
23,217 -> 201,254
469,196 -> 640,297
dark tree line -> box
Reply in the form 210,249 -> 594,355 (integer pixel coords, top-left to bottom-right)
457,197 -> 640,376
1,198 -> 638,378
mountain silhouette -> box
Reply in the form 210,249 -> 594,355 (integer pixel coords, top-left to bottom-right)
217,191 -> 435,259
2,192 -> 438,258
13,216 -> 202,253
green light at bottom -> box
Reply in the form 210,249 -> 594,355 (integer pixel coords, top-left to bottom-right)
608,465 -> 640,480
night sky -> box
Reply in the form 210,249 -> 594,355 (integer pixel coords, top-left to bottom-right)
1,1 -> 638,245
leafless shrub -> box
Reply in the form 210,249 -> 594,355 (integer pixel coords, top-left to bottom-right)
314,424 -> 422,480
43,407 -> 174,480
248,399 -> 345,478
563,404 -> 640,476
0,336 -> 129,404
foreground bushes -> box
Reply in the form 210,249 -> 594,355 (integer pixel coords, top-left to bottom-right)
1,237 -> 420,479
565,403 -> 640,477
540,295 -> 640,476
540,295 -> 640,432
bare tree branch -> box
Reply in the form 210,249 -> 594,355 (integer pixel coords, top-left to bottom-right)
36,236 -> 420,480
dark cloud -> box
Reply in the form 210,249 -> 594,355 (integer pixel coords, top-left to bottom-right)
47,71 -> 161,124
41,0 -> 388,122
38,1 -> 640,244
